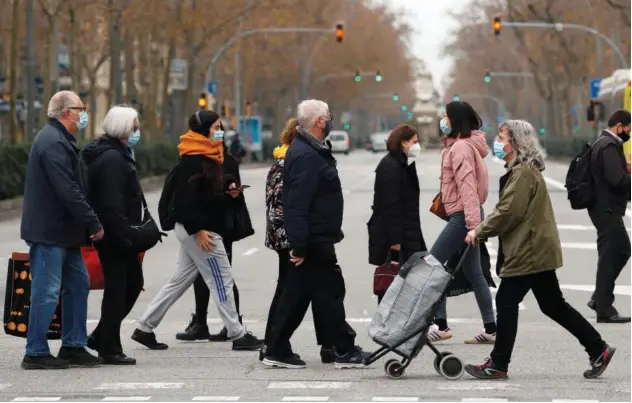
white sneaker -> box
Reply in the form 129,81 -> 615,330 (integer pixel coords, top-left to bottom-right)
427,324 -> 452,342
464,330 -> 496,344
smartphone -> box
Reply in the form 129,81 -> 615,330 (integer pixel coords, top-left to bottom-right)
239,184 -> 251,190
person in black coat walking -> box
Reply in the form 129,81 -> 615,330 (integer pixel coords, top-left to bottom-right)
82,106 -> 145,365
368,124 -> 427,302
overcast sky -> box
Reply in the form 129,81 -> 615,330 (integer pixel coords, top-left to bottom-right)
379,0 -> 464,95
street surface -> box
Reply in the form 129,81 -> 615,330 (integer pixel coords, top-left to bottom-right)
0,149 -> 629,402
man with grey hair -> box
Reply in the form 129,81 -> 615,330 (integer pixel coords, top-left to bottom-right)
263,99 -> 369,369
20,90 -> 104,370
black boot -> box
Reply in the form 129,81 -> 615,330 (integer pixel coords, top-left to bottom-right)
209,315 -> 242,342
176,314 -> 211,341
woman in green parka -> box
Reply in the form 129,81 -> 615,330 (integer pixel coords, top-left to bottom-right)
463,119 -> 616,380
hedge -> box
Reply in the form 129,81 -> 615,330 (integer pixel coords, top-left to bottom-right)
0,135 -> 588,202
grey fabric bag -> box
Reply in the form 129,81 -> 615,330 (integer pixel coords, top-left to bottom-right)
368,251 -> 452,357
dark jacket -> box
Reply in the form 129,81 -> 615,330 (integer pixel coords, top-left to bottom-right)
589,131 -> 631,215
283,128 -> 344,258
222,144 -> 253,243
368,150 -> 427,266
476,162 -> 563,278
20,119 -> 102,248
265,159 -> 290,251
82,135 -> 143,250
172,154 -> 238,238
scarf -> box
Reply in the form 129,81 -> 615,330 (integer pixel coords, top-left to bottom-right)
177,130 -> 223,164
273,144 -> 289,159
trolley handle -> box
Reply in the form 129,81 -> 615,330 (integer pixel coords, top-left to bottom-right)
448,243 -> 474,276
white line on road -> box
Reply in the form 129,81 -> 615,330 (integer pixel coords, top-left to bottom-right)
372,397 -> 419,402
551,400 -> 600,402
192,397 -> 241,401
94,383 -> 184,390
241,248 -> 259,256
12,399 -> 61,402
560,284 -> 631,296
281,398 -> 330,402
437,382 -> 521,391
102,398 -> 151,401
268,382 -> 351,389
462,399 -> 508,402
561,242 -> 596,250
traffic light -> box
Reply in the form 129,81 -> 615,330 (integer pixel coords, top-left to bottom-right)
335,23 -> 344,43
392,93 -> 399,101
375,70 -> 382,82
401,105 -> 407,112
354,70 -> 361,83
407,112 -> 413,120
198,92 -> 208,110
343,123 -> 351,130
453,95 -> 460,101
245,100 -> 252,116
493,17 -> 502,36
539,128 -> 545,135
484,71 -> 491,83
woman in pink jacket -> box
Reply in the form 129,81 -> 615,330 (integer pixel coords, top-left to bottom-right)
428,101 -> 496,344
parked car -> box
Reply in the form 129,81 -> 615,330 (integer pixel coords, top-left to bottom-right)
326,130 -> 351,154
369,132 -> 389,153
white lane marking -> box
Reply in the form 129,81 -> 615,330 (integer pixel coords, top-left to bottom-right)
557,224 -> 593,230
12,399 -> 61,402
192,397 -> 240,401
347,318 -> 371,323
242,248 -> 259,256
551,400 -> 600,402
560,284 -> 631,296
462,399 -> 508,402
561,242 -> 596,250
94,383 -> 184,390
281,398 -> 329,402
102,398 -> 151,401
373,398 -> 419,402
437,383 -> 520,390
268,382 -> 350,389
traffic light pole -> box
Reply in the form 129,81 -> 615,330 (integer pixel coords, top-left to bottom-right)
490,71 -> 534,78
457,93 -> 509,123
502,21 -> 628,69
315,71 -> 379,84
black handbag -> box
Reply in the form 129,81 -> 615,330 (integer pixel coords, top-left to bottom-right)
130,193 -> 167,252
4,252 -> 62,339
231,198 -> 255,242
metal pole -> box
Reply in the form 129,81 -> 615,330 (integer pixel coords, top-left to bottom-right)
315,71 -> 379,84
489,71 -> 534,77
25,0 -> 36,141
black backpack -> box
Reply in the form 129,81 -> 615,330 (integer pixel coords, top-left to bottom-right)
158,163 -> 180,231
565,137 -> 606,210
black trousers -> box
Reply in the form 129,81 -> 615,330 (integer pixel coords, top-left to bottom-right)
91,246 -> 144,355
192,241 -> 240,321
588,210 -> 631,316
264,249 -> 329,347
490,270 -> 605,370
266,244 -> 356,358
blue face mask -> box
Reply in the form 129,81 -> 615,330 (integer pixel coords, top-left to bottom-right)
213,130 -> 224,141
76,111 -> 89,131
493,139 -> 507,159
127,130 -> 140,147
439,117 -> 451,135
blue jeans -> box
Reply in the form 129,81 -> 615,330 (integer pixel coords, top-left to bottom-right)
430,211 -> 495,325
26,243 -> 90,356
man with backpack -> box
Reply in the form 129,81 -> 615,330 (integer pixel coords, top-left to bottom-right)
587,110 -> 631,323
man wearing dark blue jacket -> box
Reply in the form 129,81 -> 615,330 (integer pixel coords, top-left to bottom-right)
20,91 -> 104,370
262,99 -> 369,369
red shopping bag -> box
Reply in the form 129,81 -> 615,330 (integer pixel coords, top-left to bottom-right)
373,261 -> 399,297
81,246 -> 145,290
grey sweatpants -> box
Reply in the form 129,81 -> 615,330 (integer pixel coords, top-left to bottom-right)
137,224 -> 245,339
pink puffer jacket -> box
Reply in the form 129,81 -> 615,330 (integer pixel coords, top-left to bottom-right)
440,131 -> 489,229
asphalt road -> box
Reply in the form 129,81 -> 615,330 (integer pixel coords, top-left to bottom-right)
0,149 -> 629,402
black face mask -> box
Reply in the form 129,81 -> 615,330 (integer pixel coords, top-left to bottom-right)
619,130 -> 631,143
323,120 -> 332,136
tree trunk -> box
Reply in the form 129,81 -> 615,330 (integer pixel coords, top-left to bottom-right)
123,29 -> 136,103
88,76 -> 98,140
39,15 -> 54,129
9,0 -> 20,144
68,7 -> 80,92
160,2 -> 183,134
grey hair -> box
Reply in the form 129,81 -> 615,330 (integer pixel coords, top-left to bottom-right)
102,105 -> 139,138
500,119 -> 547,170
47,90 -> 80,118
297,99 -> 329,129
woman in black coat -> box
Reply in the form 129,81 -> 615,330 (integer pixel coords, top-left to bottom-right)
368,124 -> 427,302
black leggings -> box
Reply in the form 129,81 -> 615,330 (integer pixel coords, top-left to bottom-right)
193,241 -> 240,321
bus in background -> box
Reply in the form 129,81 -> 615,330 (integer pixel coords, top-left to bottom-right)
597,69 -> 631,168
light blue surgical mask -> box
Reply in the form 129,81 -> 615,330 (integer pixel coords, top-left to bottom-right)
493,139 -> 507,159
127,130 -> 140,147
213,130 -> 224,141
77,111 -> 89,131
439,117 -> 451,135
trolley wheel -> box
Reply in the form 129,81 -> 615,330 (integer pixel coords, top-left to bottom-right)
385,359 -> 405,379
433,351 -> 453,374
439,355 -> 464,380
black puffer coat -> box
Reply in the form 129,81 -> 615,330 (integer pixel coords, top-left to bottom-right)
368,150 -> 427,266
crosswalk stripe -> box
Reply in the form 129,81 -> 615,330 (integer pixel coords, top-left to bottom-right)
372,398 -> 419,402
281,398 -> 329,402
268,382 -> 350,389
462,399 -> 508,402
192,397 -> 240,401
94,383 -> 184,390
102,398 -> 151,401
12,399 -> 61,402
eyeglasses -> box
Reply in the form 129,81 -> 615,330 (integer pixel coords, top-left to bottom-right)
67,106 -> 86,112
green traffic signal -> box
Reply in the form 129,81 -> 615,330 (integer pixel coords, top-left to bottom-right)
392,94 -> 399,101
407,112 -> 413,120
344,123 -> 351,130
539,128 -> 545,135
401,105 -> 407,112
375,70 -> 382,82
484,74 -> 491,83
453,95 -> 460,101
354,70 -> 361,83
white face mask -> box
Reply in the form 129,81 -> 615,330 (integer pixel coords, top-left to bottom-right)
407,143 -> 422,161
